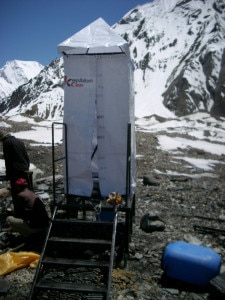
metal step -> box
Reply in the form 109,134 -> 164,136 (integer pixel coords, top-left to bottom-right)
48,236 -> 112,245
50,219 -> 115,241
42,257 -> 109,268
35,280 -> 107,294
52,219 -> 115,225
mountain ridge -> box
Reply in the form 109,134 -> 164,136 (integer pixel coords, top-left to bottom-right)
114,0 -> 225,118
0,60 -> 43,101
0,0 -> 224,120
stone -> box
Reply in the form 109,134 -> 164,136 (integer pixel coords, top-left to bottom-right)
143,175 -> 160,186
140,213 -> 165,233
0,278 -> 10,295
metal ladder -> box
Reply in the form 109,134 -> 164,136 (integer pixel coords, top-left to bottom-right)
29,203 -> 118,300
29,122 -> 135,299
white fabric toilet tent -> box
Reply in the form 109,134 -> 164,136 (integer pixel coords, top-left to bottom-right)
58,18 -> 135,197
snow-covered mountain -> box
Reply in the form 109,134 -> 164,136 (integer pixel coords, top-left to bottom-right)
114,0 -> 225,118
0,60 -> 43,101
0,59 -> 64,120
0,0 -> 224,120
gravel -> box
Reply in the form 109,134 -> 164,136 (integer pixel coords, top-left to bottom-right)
0,120 -> 225,299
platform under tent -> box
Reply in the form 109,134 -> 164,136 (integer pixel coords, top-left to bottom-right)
30,18 -> 136,300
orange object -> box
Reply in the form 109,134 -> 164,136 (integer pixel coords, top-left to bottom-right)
0,251 -> 40,276
106,192 -> 122,205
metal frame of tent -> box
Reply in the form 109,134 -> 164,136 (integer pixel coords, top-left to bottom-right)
29,122 -> 135,300
51,121 -> 135,258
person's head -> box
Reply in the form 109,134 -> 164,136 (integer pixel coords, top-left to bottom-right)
15,178 -> 28,192
0,129 -> 11,141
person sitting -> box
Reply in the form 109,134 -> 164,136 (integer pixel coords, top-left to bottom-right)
6,178 -> 50,238
0,129 -> 31,208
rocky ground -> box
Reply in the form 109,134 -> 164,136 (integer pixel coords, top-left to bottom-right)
0,119 -> 225,299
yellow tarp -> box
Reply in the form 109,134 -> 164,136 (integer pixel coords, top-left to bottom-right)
0,251 -> 40,276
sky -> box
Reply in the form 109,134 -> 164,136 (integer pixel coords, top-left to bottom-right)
0,0 -> 152,68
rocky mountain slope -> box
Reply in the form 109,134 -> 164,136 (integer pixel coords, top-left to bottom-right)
0,59 -> 63,120
0,0 -> 224,120
114,0 -> 225,118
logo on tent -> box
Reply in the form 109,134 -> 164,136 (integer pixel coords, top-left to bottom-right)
64,76 -> 93,87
